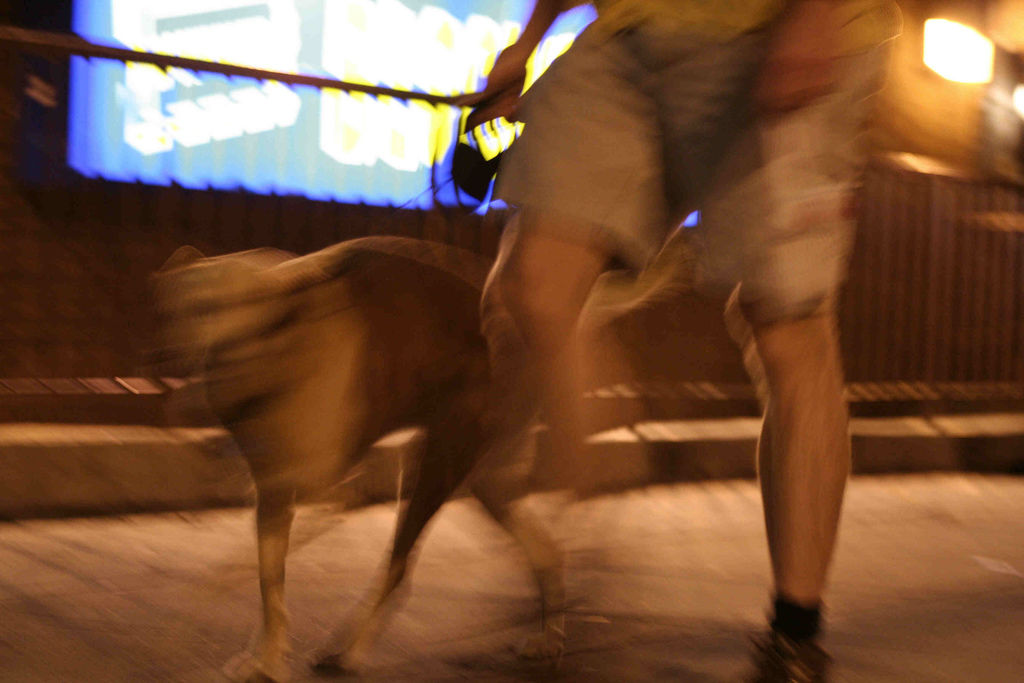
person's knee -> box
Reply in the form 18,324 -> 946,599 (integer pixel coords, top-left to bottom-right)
495,226 -> 608,350
496,259 -> 574,353
752,313 -> 841,387
495,251 -> 546,323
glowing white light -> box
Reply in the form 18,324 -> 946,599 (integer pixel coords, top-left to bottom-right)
317,0 -> 576,171
165,100 -> 211,147
923,18 -> 994,84
112,0 -> 301,73
319,91 -> 437,171
322,0 -> 522,97
167,67 -> 202,88
526,32 -> 574,88
261,81 -> 301,128
230,88 -> 276,135
197,94 -> 244,141
125,62 -> 174,94
378,98 -> 434,172
125,108 -> 173,155
1014,85 -> 1024,119
112,0 -> 581,164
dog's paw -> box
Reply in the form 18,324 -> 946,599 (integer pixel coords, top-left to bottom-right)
223,651 -> 290,683
309,651 -> 360,678
514,630 -> 565,661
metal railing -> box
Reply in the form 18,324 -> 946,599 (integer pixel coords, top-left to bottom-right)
842,155 -> 1024,383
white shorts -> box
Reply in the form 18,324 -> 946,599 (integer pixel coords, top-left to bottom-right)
496,21 -> 891,323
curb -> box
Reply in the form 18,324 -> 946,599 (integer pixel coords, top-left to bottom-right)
2,414 -> 1022,520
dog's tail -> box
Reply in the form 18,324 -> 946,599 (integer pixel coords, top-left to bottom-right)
583,227 -> 699,328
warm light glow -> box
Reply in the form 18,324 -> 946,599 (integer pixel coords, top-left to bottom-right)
1014,85 -> 1024,118
923,18 -> 994,84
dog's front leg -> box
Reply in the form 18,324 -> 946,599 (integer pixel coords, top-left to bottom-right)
227,488 -> 295,682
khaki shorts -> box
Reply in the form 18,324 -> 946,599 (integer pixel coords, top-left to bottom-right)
496,22 -> 891,324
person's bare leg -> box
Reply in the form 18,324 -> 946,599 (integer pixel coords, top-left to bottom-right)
496,214 -> 609,480
751,312 -> 849,607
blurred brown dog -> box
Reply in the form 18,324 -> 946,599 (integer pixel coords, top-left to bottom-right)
152,236 -> 563,681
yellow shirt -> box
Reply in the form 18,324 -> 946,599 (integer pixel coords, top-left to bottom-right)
591,0 -> 902,54
592,0 -> 784,40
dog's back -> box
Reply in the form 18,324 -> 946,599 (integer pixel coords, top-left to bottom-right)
293,237 -> 494,427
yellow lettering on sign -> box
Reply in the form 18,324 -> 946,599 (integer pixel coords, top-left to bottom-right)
320,1 -> 578,172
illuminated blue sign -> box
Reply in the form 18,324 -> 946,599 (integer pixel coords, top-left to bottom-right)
68,0 -> 594,206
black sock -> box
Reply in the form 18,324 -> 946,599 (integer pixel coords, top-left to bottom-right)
771,595 -> 822,642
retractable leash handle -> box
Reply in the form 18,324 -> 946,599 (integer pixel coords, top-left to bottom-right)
450,92 -> 515,207
451,115 -> 502,205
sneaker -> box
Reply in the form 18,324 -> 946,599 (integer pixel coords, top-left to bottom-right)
746,630 -> 831,683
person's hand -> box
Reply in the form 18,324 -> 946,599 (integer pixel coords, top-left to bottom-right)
756,0 -> 842,113
457,44 -> 530,129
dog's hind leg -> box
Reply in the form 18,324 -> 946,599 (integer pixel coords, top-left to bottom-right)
470,439 -> 567,661
226,487 -> 296,682
311,412 -> 484,674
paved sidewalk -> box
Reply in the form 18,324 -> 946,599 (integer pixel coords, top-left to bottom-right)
1,474 -> 1022,681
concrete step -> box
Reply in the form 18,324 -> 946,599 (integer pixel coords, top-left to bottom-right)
558,414 -> 1024,495
0,378 -> 174,425
3,378 -> 1024,425
2,414 -> 1023,520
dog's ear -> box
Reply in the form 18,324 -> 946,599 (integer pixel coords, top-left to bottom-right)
158,245 -> 205,274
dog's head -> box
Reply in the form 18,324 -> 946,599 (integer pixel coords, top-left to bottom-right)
149,246 -> 296,378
